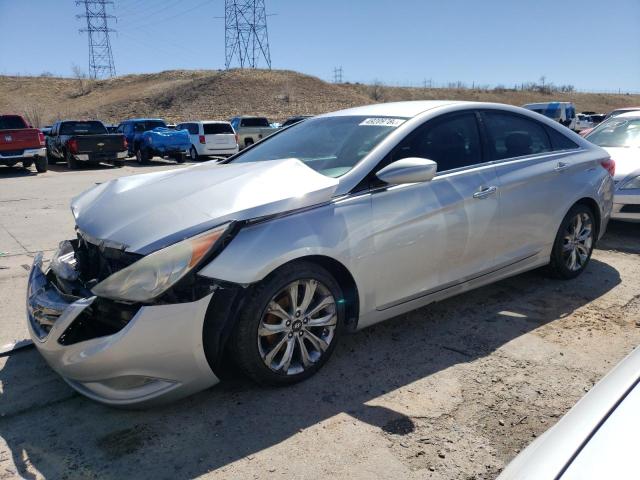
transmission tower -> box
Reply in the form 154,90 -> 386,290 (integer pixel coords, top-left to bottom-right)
76,0 -> 117,79
333,66 -> 343,83
225,0 -> 272,69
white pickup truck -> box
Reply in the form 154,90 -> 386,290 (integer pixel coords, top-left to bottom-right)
230,116 -> 278,149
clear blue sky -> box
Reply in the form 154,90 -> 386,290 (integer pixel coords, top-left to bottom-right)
1,0 -> 638,92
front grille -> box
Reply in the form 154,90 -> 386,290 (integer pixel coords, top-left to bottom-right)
74,235 -> 142,285
620,204 -> 640,213
0,149 -> 25,156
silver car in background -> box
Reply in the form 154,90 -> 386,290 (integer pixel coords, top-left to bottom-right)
585,111 -> 640,222
26,101 -> 614,406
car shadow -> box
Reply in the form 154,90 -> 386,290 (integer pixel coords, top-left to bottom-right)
0,166 -> 37,178
0,258 -> 621,479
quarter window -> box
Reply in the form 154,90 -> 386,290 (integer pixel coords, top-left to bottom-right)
391,112 -> 482,172
482,111 -> 551,160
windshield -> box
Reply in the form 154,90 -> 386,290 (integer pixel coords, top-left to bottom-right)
60,121 -> 107,135
241,117 -> 270,127
229,115 -> 406,177
587,117 -> 640,148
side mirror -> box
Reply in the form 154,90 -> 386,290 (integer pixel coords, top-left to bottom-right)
376,158 -> 438,185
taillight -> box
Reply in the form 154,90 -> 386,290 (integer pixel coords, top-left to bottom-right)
37,132 -> 45,146
199,135 -> 206,144
600,158 -> 615,176
68,139 -> 78,154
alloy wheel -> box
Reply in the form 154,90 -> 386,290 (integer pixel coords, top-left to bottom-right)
258,279 -> 337,375
562,212 -> 593,271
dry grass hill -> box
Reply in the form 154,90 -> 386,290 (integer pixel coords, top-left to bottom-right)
1,69 -> 638,126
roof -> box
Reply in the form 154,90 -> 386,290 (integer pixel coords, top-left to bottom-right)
123,118 -> 165,122
612,111 -> 640,118
324,100 -> 463,118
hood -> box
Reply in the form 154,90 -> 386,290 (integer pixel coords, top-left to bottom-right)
601,147 -> 640,181
71,159 -> 338,254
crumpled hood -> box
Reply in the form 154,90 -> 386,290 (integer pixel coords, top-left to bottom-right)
71,159 -> 338,254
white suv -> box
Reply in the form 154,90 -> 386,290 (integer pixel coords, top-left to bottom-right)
176,121 -> 239,160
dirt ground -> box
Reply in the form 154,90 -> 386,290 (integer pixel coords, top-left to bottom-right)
0,161 -> 639,480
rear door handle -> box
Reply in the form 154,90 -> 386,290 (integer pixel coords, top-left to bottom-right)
473,185 -> 497,199
555,161 -> 570,172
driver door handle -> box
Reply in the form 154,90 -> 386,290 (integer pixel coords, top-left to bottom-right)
555,161 -> 570,172
473,185 -> 497,199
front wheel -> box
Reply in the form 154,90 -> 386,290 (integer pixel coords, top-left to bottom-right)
548,204 -> 595,279
229,262 -> 344,386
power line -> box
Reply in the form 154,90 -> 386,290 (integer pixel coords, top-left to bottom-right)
76,0 -> 117,79
224,0 -> 272,69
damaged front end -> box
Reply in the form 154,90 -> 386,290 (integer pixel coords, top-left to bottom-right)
25,237 -> 221,406
27,239 -> 140,344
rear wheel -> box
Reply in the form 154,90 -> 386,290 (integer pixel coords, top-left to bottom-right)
244,138 -> 254,149
229,262 -> 344,386
65,151 -> 78,169
35,156 -> 48,173
190,146 -> 199,161
136,148 -> 149,164
548,204 -> 595,279
174,153 -> 185,163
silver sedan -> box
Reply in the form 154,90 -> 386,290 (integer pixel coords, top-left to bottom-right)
27,101 -> 614,406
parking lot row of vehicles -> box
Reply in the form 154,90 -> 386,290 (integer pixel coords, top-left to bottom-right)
522,101 -> 613,133
1,114 -> 309,172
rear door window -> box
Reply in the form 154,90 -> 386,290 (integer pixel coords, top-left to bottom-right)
481,111 -> 552,160
546,126 -> 579,151
59,121 -> 107,135
203,123 -> 234,135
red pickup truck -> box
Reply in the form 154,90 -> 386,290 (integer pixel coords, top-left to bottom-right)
0,115 -> 47,172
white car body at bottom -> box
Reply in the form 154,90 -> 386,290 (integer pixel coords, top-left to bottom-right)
498,346 -> 640,480
26,101 -> 614,406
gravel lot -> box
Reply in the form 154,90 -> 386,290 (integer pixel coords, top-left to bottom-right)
0,161 -> 639,480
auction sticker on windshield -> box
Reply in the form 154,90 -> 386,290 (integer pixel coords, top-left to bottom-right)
359,118 -> 406,127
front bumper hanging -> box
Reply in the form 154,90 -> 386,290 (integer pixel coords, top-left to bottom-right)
26,251 -> 219,406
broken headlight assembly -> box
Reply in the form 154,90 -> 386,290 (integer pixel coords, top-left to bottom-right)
91,223 -> 231,303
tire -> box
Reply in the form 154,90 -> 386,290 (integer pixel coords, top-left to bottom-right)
45,148 -> 56,164
35,156 -> 48,173
114,160 -> 125,168
174,153 -> 185,164
22,159 -> 33,169
136,148 -> 149,164
65,150 -> 78,169
547,204 -> 596,279
244,138 -> 254,149
229,261 -> 344,386
190,146 -> 199,161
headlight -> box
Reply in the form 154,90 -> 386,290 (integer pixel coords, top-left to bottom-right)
620,175 -> 640,190
91,223 -> 230,302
